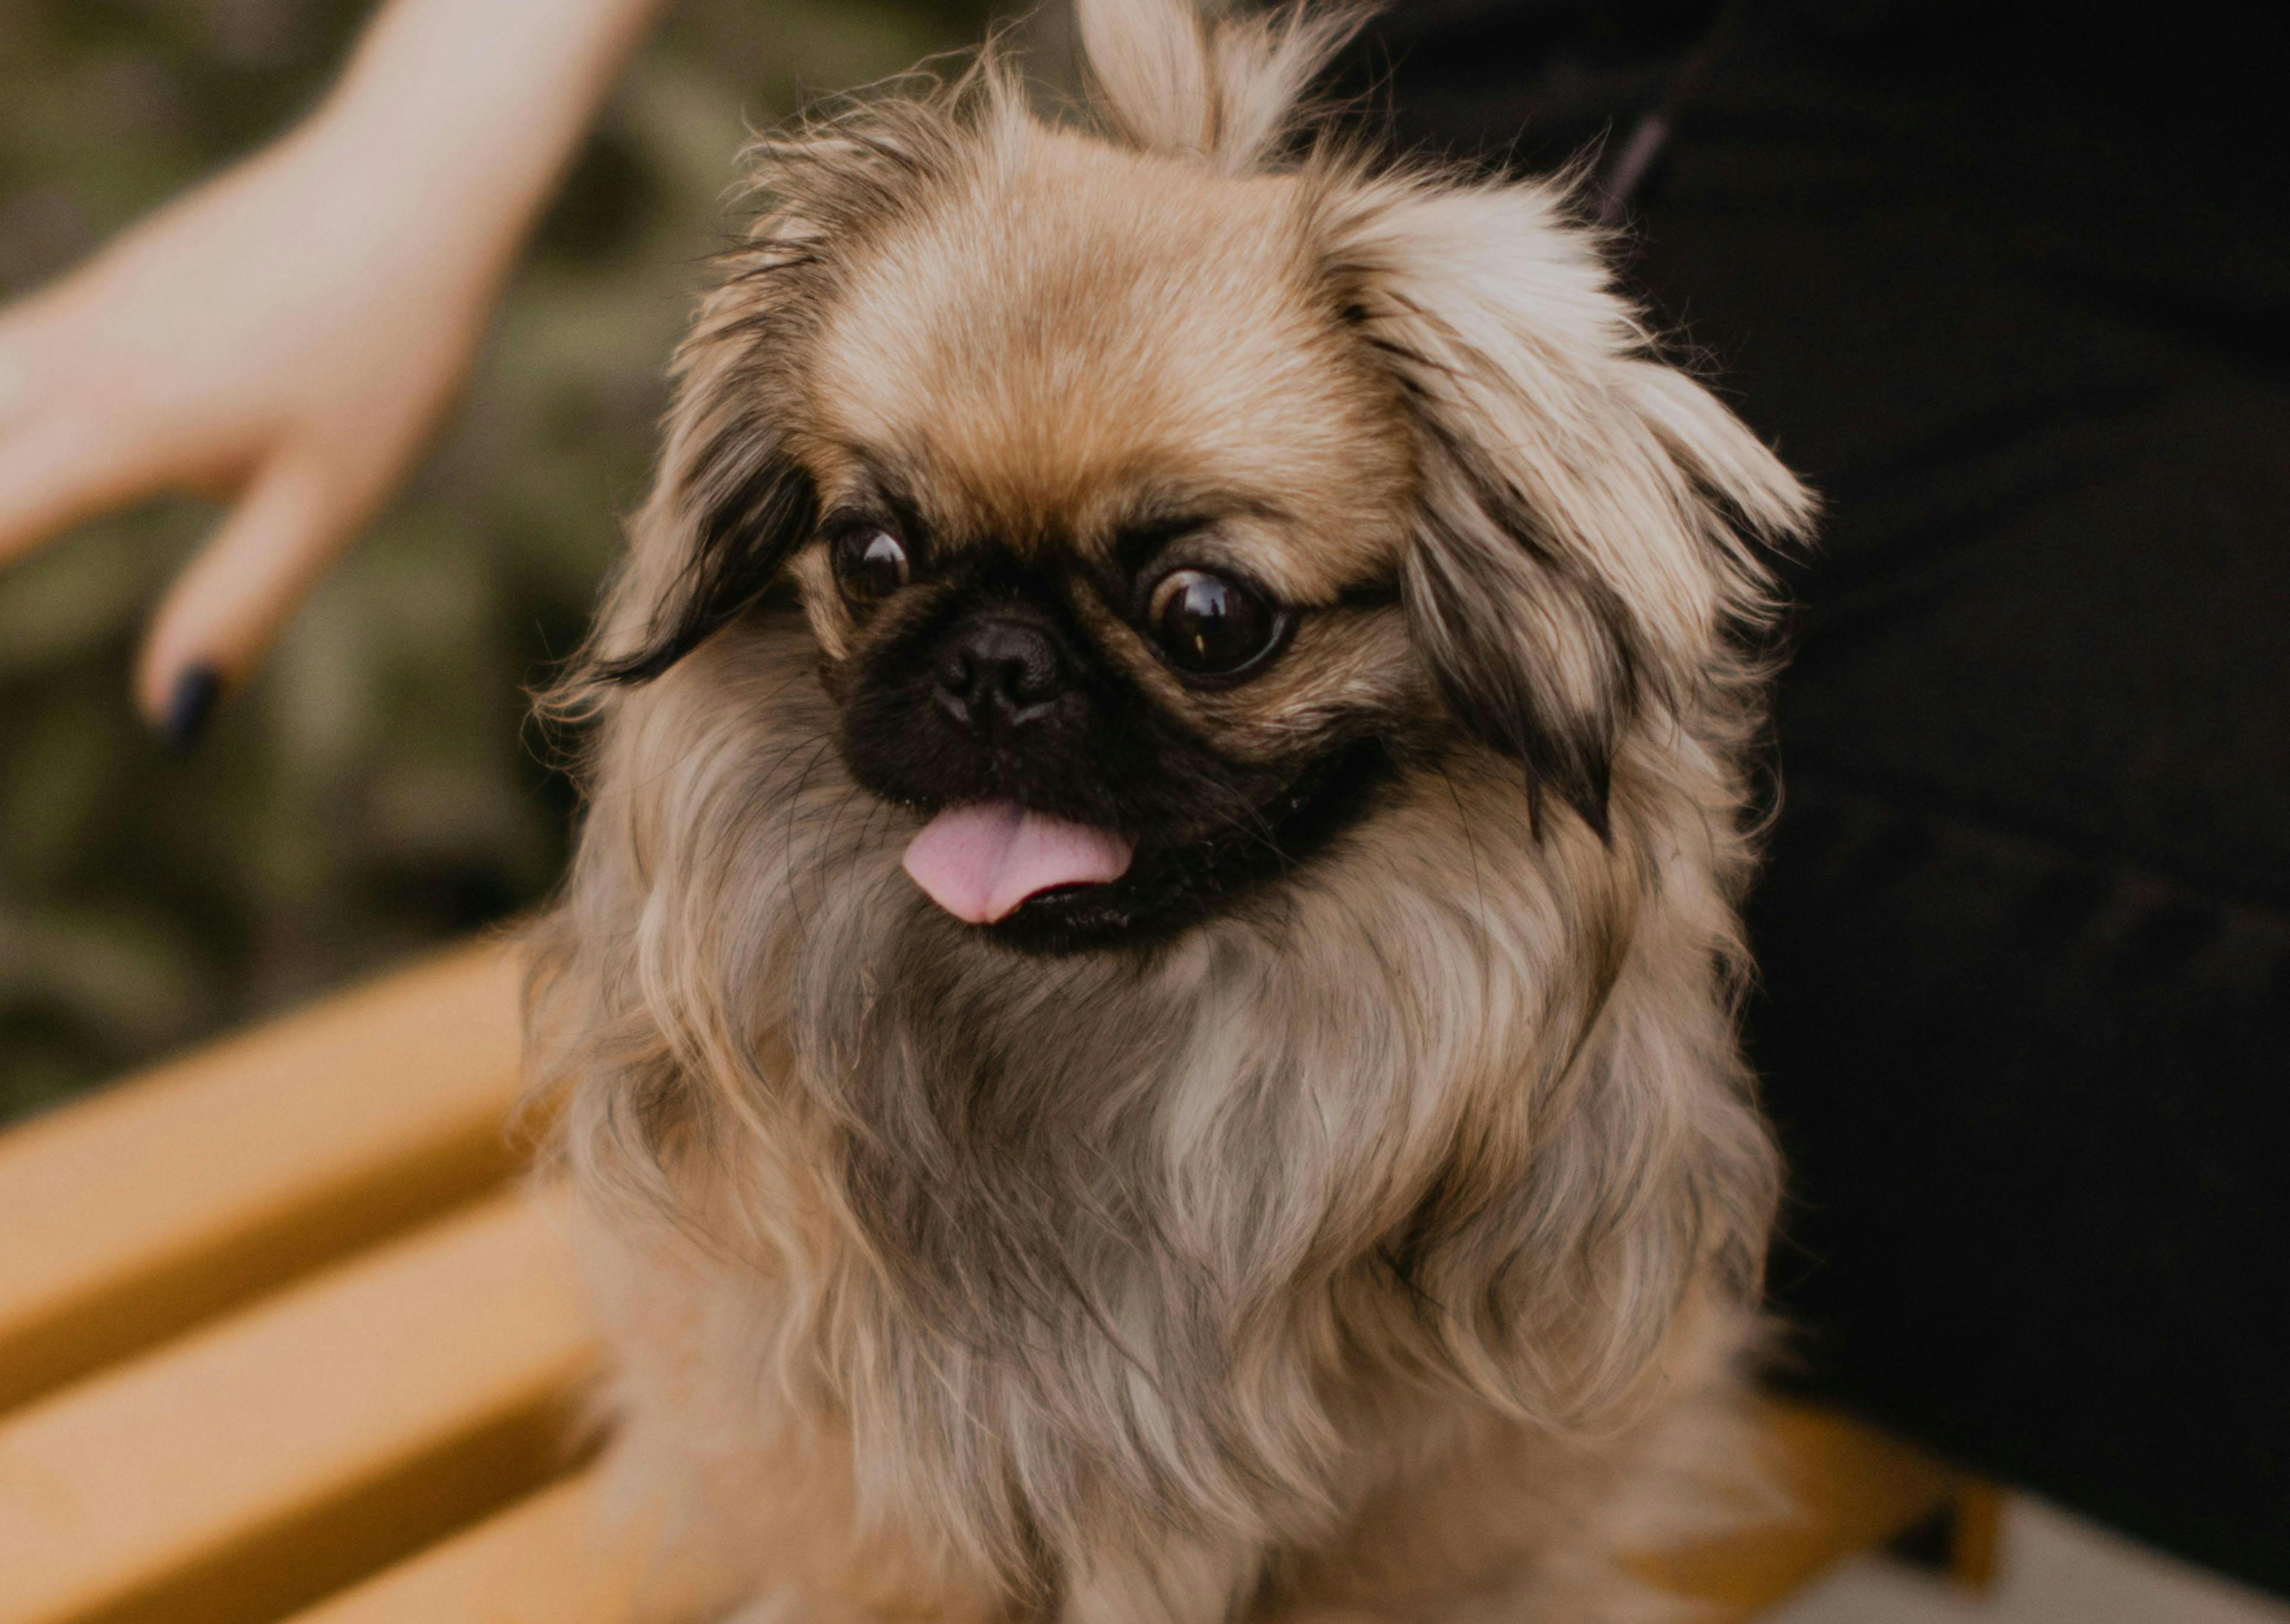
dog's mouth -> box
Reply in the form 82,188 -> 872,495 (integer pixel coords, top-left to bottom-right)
892,740 -> 1392,953
901,803 -> 1136,926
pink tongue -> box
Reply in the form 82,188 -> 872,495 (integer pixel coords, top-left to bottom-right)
902,802 -> 1135,925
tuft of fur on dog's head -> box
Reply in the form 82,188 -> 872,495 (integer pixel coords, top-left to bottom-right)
533,0 -> 1812,1606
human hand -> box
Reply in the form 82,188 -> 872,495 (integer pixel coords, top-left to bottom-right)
0,0 -> 668,741
0,112 -> 512,739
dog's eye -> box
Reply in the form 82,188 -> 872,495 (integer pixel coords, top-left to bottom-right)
1148,569 -> 1281,678
832,528 -> 910,605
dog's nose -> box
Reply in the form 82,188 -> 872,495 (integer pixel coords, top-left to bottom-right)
935,618 -> 1070,729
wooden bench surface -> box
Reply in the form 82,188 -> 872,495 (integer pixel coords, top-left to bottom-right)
0,941 -> 1988,1624
0,940 -> 527,1417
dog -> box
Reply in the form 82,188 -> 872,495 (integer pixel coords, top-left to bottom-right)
527,2 -> 1815,1619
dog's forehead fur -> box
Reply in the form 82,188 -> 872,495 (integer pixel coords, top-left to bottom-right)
807,127 -> 1411,601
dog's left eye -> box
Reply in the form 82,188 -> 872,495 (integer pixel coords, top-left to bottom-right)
1148,568 -> 1283,678
833,528 -> 911,605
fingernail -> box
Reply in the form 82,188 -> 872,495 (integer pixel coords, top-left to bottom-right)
159,665 -> 223,751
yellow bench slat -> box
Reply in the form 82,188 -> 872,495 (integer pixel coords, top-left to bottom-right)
0,1189 -> 598,1624
1634,1402 -> 1962,1615
0,940 -> 525,1413
283,1472 -> 645,1624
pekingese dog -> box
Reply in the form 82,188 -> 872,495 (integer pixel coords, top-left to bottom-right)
528,2 -> 1816,1620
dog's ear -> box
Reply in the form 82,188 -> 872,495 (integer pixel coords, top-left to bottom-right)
578,88 -> 980,687
1404,459 -> 1640,839
583,408 -> 819,686
1317,178 -> 1815,836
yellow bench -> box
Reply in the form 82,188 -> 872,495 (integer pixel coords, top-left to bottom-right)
0,941 -> 1999,1624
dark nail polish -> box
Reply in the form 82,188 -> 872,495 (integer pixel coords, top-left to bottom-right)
159,665 -> 223,751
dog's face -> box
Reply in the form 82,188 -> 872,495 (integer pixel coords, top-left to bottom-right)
582,62 -> 1809,963
790,137 -> 1422,949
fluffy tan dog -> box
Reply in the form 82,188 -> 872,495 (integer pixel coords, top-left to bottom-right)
528,2 -> 1815,1619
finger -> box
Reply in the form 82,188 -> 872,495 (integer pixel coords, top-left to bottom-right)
0,404 -> 184,569
135,456 -> 363,736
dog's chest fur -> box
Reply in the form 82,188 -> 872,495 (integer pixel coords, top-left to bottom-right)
543,628 -> 1774,1621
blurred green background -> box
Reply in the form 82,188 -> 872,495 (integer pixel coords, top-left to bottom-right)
0,0 -> 991,1121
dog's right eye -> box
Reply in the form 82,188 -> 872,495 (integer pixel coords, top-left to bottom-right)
832,528 -> 911,606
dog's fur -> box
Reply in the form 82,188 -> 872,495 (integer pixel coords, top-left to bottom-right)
527,4 -> 1816,1620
